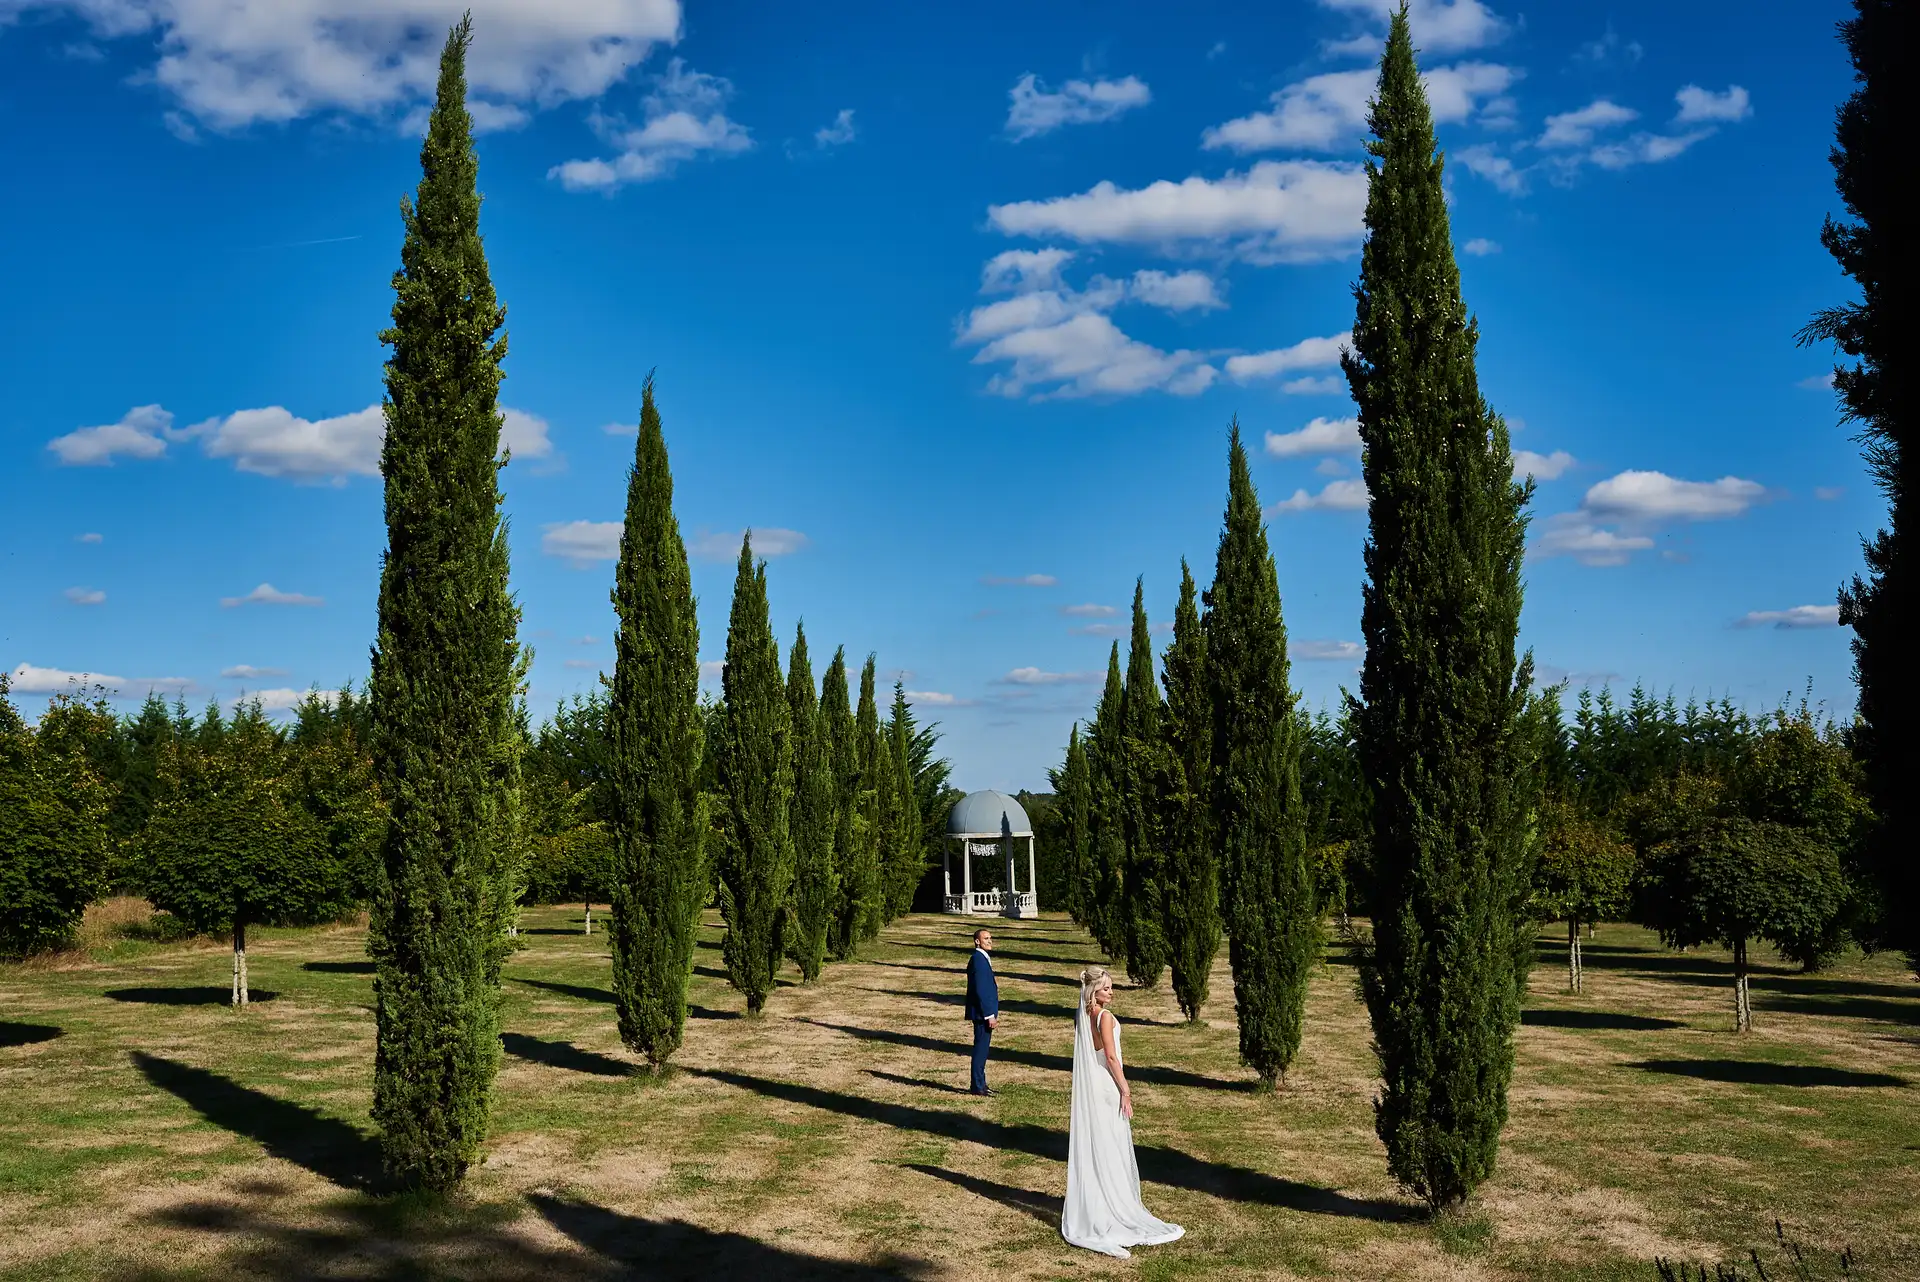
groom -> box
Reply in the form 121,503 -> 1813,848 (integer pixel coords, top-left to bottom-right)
963,927 -> 999,1096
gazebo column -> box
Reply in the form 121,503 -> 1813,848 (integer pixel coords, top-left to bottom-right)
942,840 -> 951,902
963,839 -> 973,911
1028,836 -> 1037,916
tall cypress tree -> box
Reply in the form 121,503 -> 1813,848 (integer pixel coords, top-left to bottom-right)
786,623 -> 836,980
606,375 -> 705,1067
1161,559 -> 1218,1022
1085,643 -> 1129,962
1121,579 -> 1167,988
1348,10 -> 1534,1209
854,655 -> 887,942
822,647 -> 864,960
715,536 -> 795,1014
886,681 -> 925,917
1053,724 -> 1093,925
366,16 -> 522,1190
1205,425 -> 1317,1087
1803,0 -> 1914,967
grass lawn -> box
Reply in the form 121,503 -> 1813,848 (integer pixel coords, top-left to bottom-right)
1,905 -> 1914,1280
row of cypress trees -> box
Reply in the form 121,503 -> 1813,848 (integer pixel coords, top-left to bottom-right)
1054,10 -> 1532,1209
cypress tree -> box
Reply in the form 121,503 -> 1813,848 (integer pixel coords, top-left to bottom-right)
715,535 -> 795,1014
1161,559 -> 1218,1021
886,681 -> 926,917
1121,579 -> 1167,988
1803,0 -> 1915,966
786,623 -> 836,980
854,656 -> 886,942
1054,724 -> 1092,925
1348,10 -> 1534,1208
1205,425 -> 1317,1087
606,375 -> 705,1067
366,16 -> 523,1190
822,647 -> 864,960
1085,644 -> 1129,962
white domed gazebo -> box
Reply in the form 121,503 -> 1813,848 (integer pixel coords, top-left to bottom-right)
943,789 -> 1038,918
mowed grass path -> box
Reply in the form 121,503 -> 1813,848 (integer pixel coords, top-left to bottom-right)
1,908 -> 1916,1280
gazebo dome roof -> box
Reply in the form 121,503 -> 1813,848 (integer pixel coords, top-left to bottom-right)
947,789 -> 1032,838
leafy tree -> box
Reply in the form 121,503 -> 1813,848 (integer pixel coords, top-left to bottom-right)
715,535 -> 795,1013
0,681 -> 110,959
822,647 -> 866,960
141,722 -> 350,1005
1801,0 -> 1914,969
1160,559 -> 1218,1021
1121,579 -> 1168,988
885,682 -> 926,916
603,376 -> 706,1066
1531,803 -> 1633,993
287,687 -> 386,904
1205,424 -> 1317,1088
1084,643 -> 1129,961
365,16 -> 524,1190
1347,11 -> 1534,1208
854,655 -> 887,941
1643,819 -> 1848,1031
786,623 -> 836,980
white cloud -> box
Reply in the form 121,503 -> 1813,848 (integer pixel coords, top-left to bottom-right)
549,59 -> 751,191
1588,129 -> 1711,170
1284,375 -> 1346,396
1674,84 -> 1751,124
1462,237 -> 1500,256
221,664 -> 289,679
236,687 -> 337,713
563,658 -> 598,670
1513,449 -> 1575,481
1736,604 -> 1839,630
997,667 -> 1099,685
982,574 -> 1058,587
64,587 -> 106,606
906,689 -> 974,707
1271,478 -> 1369,513
1582,470 -> 1765,522
499,408 -> 554,460
1070,623 -> 1127,638
1227,333 -> 1349,383
1539,99 -> 1637,148
814,107 -> 856,148
685,527 -> 809,561
1295,638 -> 1362,662
1316,457 -> 1348,476
1457,144 -> 1526,195
699,659 -> 726,681
1530,514 -> 1655,566
981,248 -> 1076,294
7,663 -> 192,696
221,582 -> 324,608
1129,270 -> 1225,312
45,404 -> 178,465
987,160 -> 1368,263
1814,486 -> 1844,501
9,0 -> 682,132
77,532 -> 104,543
541,520 -> 621,567
1799,372 -> 1836,391
1265,416 -> 1360,458
1317,0 -> 1509,53
1061,603 -> 1117,617
1204,63 -> 1516,155
1005,73 -> 1151,141
194,404 -> 384,481
1576,26 -> 1643,67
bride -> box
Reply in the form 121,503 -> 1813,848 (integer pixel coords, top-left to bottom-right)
1061,965 -> 1185,1259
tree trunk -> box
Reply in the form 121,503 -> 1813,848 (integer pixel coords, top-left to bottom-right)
1732,935 -> 1751,1033
1567,918 -> 1582,994
583,902 -> 592,936
232,919 -> 249,1007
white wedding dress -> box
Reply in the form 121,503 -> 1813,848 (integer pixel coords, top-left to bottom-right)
1061,1004 -> 1185,1259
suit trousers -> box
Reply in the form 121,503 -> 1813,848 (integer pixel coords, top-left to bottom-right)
970,1019 -> 993,1092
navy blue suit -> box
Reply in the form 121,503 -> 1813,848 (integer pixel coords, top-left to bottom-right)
964,947 -> 999,1092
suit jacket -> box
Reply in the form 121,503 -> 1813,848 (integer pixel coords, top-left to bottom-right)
964,948 -> 999,1022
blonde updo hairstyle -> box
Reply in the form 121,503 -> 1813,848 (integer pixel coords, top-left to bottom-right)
1079,965 -> 1113,1015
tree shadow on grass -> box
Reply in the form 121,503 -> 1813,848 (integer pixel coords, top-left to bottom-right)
512,977 -> 613,1004
130,1052 -> 382,1191
871,987 -> 1184,1027
530,1193 -> 937,1279
874,960 -> 1080,988
302,960 -> 375,974
1522,1008 -> 1682,1031
902,1163 -> 1060,1227
687,1005 -> 741,1021
1573,945 -> 1795,980
501,1032 -> 632,1078
865,1069 -> 971,1095
693,964 -> 796,988
689,1066 -> 1408,1222
105,987 -> 279,1006
0,1022 -> 62,1048
914,942 -> 1099,967
799,1018 -> 1251,1094
1631,1059 -> 1908,1089
520,927 -> 589,936
1753,992 -> 1920,1026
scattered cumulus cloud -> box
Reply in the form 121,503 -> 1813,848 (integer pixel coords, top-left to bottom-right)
1070,623 -> 1127,638
1226,334 -> 1349,383
1207,62 -> 1514,154
499,408 -> 555,460
687,527 -> 810,561
1736,605 -> 1839,630
45,404 -> 179,465
1060,603 -> 1117,618
1814,486 -> 1844,501
813,108 -> 857,148
77,532 -> 104,543
699,659 -> 726,681
1317,0 -> 1509,54
542,520 -> 621,566
1462,237 -> 1500,256
563,658 -> 598,670
997,667 -> 1099,685
1531,469 -> 1767,566
1539,99 -> 1638,148
1271,478 -> 1369,513
221,582 -> 324,608
1295,638 -> 1363,662
1128,269 -> 1225,312
1674,84 -> 1751,124
195,404 -> 385,481
1530,516 -> 1656,566
8,663 -> 192,696
221,665 -> 288,679
1283,375 -> 1346,396
235,687 -> 336,713
1576,26 -> 1643,67
64,587 -> 106,606
1005,73 -> 1151,141
906,690 -> 975,707
1798,372 -> 1836,391
1457,145 -> 1526,195
549,59 -> 751,192
982,574 -> 1058,588
1265,416 -> 1360,458
1513,449 -> 1575,481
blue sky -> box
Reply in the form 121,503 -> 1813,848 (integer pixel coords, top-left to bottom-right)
0,0 -> 1869,790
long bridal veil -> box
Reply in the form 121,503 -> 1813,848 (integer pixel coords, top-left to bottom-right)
1061,988 -> 1184,1259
